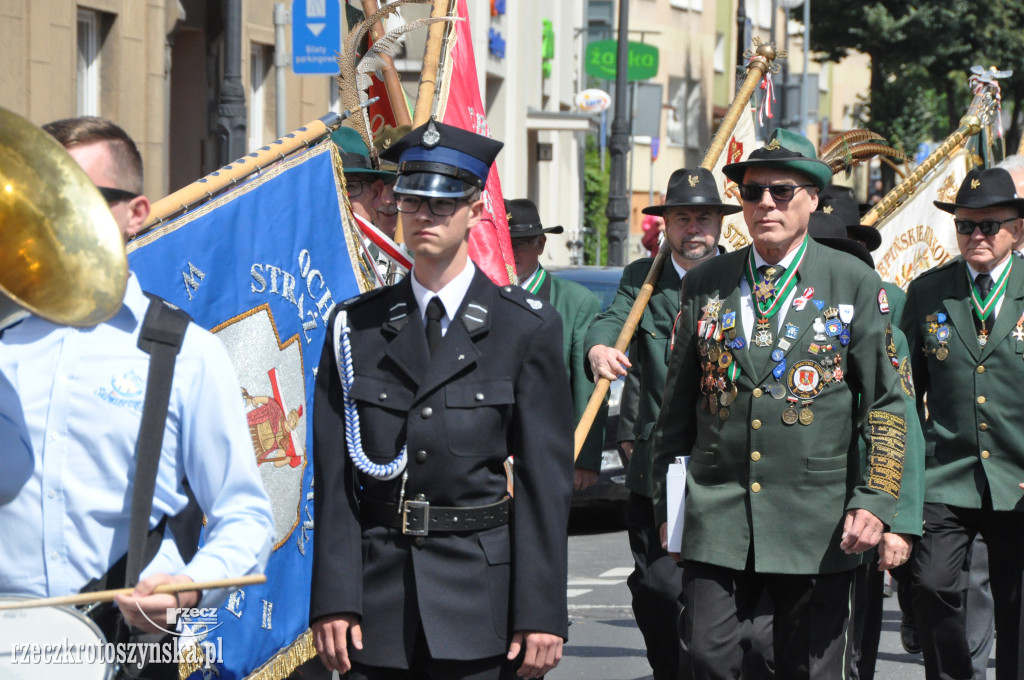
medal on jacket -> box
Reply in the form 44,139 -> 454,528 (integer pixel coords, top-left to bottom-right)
744,238 -> 808,348
782,396 -> 799,425
970,261 -> 1012,348
799,400 -> 814,425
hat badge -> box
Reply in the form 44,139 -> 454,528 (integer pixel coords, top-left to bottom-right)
688,174 -> 700,187
506,212 -> 513,220
422,119 -> 441,149
765,137 -> 782,151
971,178 -> 981,189
823,205 -> 833,214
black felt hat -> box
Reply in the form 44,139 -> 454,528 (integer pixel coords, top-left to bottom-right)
818,185 -> 881,252
381,119 -> 504,198
808,211 -> 874,269
642,167 -> 741,216
505,199 -> 564,238
934,167 -> 1024,214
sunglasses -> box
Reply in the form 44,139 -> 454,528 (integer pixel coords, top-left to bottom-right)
953,217 -> 1019,236
737,184 -> 815,203
97,186 -> 139,204
395,194 -> 469,217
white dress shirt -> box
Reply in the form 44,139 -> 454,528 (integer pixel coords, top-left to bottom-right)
740,242 -> 805,342
0,273 -> 274,607
410,259 -> 477,336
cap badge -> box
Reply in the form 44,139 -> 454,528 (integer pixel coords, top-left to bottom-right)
765,138 -> 782,151
971,178 -> 981,189
423,120 -> 441,149
823,205 -> 833,214
507,212 -> 513,220
688,174 -> 700,187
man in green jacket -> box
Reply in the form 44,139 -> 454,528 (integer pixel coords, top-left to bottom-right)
900,166 -> 1024,680
507,198 -> 605,485
808,203 -> 926,679
651,130 -> 908,679
584,167 -> 742,679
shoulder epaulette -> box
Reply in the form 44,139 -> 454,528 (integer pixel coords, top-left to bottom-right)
498,284 -> 547,317
338,285 -> 389,310
914,258 -> 960,281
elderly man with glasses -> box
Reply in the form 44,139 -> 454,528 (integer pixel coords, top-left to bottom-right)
649,129 -> 908,679
900,166 -> 1024,680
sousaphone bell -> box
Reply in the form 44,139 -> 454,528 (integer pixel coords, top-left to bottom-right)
0,108 -> 127,328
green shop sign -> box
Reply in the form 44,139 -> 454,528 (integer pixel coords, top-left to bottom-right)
585,40 -> 659,81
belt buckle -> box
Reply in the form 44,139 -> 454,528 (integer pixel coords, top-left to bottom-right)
402,499 -> 430,536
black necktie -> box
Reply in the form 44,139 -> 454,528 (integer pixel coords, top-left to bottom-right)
426,297 -> 445,356
975,273 -> 993,299
974,273 -> 995,332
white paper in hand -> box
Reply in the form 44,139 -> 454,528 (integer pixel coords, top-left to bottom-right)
666,457 -> 687,553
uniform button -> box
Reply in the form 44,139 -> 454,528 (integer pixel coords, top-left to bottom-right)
475,392 -> 485,401
421,407 -> 433,418
378,392 -> 388,401
977,396 -> 986,404
751,419 -> 762,430
981,450 -> 990,459
979,423 -> 988,431
751,482 -> 762,493
415,450 -> 428,463
753,388 -> 763,398
414,537 -> 426,547
977,365 -> 985,374
751,451 -> 761,461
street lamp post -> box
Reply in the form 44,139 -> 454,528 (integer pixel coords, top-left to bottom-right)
776,0 -> 805,132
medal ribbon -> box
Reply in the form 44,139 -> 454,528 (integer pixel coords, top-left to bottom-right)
969,260 -> 1012,322
744,236 -> 809,320
523,267 -> 547,294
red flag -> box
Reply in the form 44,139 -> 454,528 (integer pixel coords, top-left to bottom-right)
438,0 -> 515,285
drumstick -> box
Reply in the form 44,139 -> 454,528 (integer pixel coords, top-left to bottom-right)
0,574 -> 266,611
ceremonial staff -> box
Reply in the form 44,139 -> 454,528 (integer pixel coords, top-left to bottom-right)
140,100 -> 377,233
573,41 -> 779,459
862,74 -> 1002,228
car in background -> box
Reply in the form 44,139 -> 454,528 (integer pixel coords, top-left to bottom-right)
548,265 -> 631,509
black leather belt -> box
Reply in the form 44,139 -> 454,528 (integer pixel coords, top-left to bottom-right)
361,496 -> 510,536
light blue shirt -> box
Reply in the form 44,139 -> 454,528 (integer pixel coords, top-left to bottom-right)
0,274 -> 274,608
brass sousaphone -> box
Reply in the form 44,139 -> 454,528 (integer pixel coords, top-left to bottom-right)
0,108 -> 127,328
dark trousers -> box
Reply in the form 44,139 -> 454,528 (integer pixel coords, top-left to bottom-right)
849,557 -> 914,680
625,491 -> 683,680
346,627 -> 514,680
681,560 -> 853,680
912,501 -> 1024,680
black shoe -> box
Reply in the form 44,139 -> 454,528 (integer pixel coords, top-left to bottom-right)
900,615 -> 922,654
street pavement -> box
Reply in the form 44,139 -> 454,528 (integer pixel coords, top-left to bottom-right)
552,506 -> 996,680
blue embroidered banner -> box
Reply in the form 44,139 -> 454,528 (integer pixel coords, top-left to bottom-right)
128,142 -> 365,678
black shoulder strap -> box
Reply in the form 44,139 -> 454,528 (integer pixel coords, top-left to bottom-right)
125,293 -> 191,589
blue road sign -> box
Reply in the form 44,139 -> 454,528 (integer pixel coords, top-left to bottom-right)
292,0 -> 341,75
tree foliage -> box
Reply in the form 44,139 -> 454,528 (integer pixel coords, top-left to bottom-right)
583,136 -> 610,265
807,0 -> 1024,153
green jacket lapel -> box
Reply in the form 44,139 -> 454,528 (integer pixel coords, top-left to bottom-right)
943,261 -> 980,363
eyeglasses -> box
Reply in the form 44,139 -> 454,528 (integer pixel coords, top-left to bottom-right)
346,179 -> 368,197
97,186 -> 139,204
395,194 -> 468,217
737,184 -> 816,203
954,217 -> 1019,236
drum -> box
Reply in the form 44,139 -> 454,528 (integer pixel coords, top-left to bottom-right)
0,596 -> 113,679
